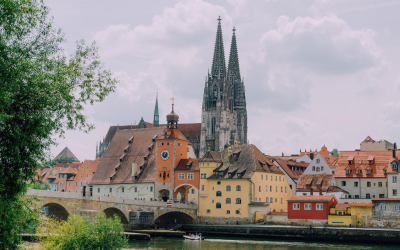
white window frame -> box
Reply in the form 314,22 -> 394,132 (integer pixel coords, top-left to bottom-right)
187,173 -> 194,180
393,176 -> 398,183
178,173 -> 185,180
379,204 -> 386,211
293,203 -> 300,210
316,203 -> 323,210
304,203 -> 312,210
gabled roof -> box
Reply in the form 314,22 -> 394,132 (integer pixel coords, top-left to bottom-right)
335,150 -> 399,178
200,151 -> 222,162
320,154 -> 338,167
90,127 -> 165,185
362,136 -> 375,143
53,147 -> 80,162
269,157 -> 309,180
176,159 -> 200,171
60,166 -> 78,175
206,144 -> 283,180
331,203 -> 351,210
296,174 -> 333,192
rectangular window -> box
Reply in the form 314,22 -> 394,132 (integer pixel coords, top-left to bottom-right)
201,173 -> 207,179
270,186 -> 272,192
80,182 -> 82,187
304,203 -> 312,210
109,188 -> 112,193
281,186 -> 283,192
69,182 -> 71,187
285,187 -> 287,193
293,203 -> 300,210
379,194 -> 384,198
378,182 -> 383,187
265,185 -> 268,192
275,176 -> 277,181
379,204 -> 386,211
201,185 -> 204,191
159,142 -> 164,146
393,176 -> 398,183
178,143 -> 182,146
261,175 -> 263,180
265,175 -> 268,180
355,195 -> 360,198
316,203 -> 323,210
122,187 -> 124,193
98,188 -> 100,193
354,182 -> 358,187
281,198 -> 283,204
394,205 -> 400,211
259,186 -> 261,192
150,186 -> 153,192
393,189 -> 398,196
187,173 -> 194,180
342,181 -> 346,186
279,176 -> 281,181
275,186 -> 277,192
75,182 -> 77,187
178,173 -> 185,179
367,182 -> 371,187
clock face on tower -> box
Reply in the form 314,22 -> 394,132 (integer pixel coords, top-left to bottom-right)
160,149 -> 170,161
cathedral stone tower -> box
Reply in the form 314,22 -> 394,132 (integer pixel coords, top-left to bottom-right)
200,17 -> 247,158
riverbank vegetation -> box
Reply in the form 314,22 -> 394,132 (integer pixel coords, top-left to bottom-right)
37,213 -> 128,250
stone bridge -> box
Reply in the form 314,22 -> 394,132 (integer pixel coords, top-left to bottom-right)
27,190 -> 198,229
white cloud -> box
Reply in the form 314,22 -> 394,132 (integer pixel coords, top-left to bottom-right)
261,15 -> 384,74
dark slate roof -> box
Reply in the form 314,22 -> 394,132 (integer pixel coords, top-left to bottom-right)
206,144 -> 283,180
53,147 -> 80,162
90,127 -> 165,185
176,159 -> 200,171
102,122 -> 201,144
296,174 -> 334,192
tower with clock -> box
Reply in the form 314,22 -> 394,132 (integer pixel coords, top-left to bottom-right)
155,99 -> 190,201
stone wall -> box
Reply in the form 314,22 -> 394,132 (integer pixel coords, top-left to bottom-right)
197,216 -> 250,225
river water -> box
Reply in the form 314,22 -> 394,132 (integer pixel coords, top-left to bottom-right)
128,236 -> 398,250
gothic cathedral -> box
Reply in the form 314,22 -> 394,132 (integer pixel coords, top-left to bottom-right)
200,17 -> 248,158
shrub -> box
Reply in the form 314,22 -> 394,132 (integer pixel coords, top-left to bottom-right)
38,213 -> 128,250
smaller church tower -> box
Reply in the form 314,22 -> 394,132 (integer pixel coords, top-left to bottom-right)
154,99 -> 190,201
153,93 -> 159,127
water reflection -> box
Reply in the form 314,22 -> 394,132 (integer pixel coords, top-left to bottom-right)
128,236 -> 399,250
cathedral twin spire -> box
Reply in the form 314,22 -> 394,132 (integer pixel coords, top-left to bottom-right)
210,16 -> 241,82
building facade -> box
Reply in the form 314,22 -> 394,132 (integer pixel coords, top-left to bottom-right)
200,18 -> 247,157
360,136 -> 394,151
287,195 -> 337,220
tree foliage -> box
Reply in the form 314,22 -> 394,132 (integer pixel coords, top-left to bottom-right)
0,0 -> 117,248
30,181 -> 51,190
38,213 -> 128,250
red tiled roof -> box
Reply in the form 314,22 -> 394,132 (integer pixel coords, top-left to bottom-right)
269,157 -> 309,180
335,150 -> 399,178
287,195 -> 336,202
176,159 -> 200,171
331,203 -> 351,210
320,154 -> 338,167
60,166 -> 78,175
296,174 -> 333,192
90,127 -> 165,185
350,203 -> 373,207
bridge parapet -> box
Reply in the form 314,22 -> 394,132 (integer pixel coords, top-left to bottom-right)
27,189 -> 198,210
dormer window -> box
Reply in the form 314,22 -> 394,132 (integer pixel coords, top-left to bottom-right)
348,160 -> 352,165
393,162 -> 398,170
366,169 -> 371,175
346,170 -> 350,175
128,136 -> 134,144
356,169 -> 360,175
359,160 -> 362,164
369,160 -> 372,165
237,173 -> 242,178
228,173 -> 232,178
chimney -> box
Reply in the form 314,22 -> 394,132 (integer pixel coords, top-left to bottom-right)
282,152 -> 284,157
310,188 -> 313,196
319,188 -> 322,196
132,163 -> 137,177
310,152 -> 314,160
394,143 -> 397,158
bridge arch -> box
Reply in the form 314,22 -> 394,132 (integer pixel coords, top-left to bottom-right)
155,211 -> 195,225
43,202 -> 69,221
103,207 -> 129,228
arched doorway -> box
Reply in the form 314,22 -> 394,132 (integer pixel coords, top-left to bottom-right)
178,191 -> 186,202
155,211 -> 194,225
160,190 -> 170,202
42,203 -> 69,221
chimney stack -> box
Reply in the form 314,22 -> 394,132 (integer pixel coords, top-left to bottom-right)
310,152 -> 314,160
319,188 -> 322,196
310,188 -> 313,196
394,143 -> 397,158
282,152 -> 284,157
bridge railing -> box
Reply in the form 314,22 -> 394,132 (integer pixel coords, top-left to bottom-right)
27,189 -> 198,209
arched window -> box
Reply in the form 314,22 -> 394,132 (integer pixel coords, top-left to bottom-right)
316,167 -> 320,172
216,191 -> 222,197
235,210 -> 240,215
211,117 -> 216,135
236,185 -> 241,191
226,185 -> 231,191
266,197 -> 269,203
226,198 -> 231,204
366,193 -> 371,199
216,202 -> 221,209
270,197 -> 273,203
236,198 -> 241,204
226,210 -> 230,214
217,181 -> 221,185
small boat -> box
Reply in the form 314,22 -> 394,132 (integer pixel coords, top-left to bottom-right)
183,233 -> 204,240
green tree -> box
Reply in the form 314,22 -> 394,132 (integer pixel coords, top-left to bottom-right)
42,157 -> 76,168
38,213 -> 128,250
0,0 -> 117,248
30,181 -> 51,190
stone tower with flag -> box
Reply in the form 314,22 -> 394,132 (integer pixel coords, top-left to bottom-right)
199,17 -> 248,158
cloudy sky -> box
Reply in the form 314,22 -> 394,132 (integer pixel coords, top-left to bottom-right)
47,0 -> 400,161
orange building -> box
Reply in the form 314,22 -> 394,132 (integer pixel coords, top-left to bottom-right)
69,159 -> 101,194
58,165 -> 79,192
174,159 -> 200,203
154,101 -> 197,201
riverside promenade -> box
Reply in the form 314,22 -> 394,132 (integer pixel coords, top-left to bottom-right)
181,224 -> 400,244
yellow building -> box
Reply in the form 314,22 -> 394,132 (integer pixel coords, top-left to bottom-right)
198,144 -> 293,224
328,203 -> 373,227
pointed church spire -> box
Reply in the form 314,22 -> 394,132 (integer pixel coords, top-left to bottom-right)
228,26 -> 241,82
153,92 -> 159,127
211,16 -> 226,79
